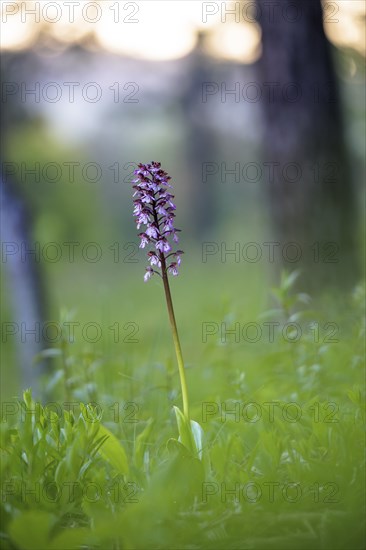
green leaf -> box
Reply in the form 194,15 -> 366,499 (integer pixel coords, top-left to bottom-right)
190,419 -> 204,459
282,269 -> 301,291
173,406 -> 196,455
97,424 -> 129,475
134,418 -> 154,468
55,458 -> 68,486
172,407 -> 209,473
22,389 -> 33,409
167,437 -> 192,458
191,420 -> 211,477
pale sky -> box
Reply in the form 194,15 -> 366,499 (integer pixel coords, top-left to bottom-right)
0,1 -> 365,60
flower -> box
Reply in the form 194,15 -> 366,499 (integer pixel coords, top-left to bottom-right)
156,238 -> 171,254
132,162 -> 183,281
144,267 -> 154,283
139,233 -> 150,249
146,224 -> 159,239
175,250 -> 184,266
168,262 -> 179,276
148,251 -> 161,267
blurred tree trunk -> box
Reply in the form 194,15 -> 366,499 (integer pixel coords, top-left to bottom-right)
256,0 -> 358,288
181,33 -> 218,237
1,176 -> 47,396
1,53 -> 48,397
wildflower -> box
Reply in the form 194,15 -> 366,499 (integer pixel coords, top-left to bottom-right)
132,162 -> 182,281
168,262 -> 179,276
132,162 -> 189,420
138,233 -> 149,249
144,267 -> 154,283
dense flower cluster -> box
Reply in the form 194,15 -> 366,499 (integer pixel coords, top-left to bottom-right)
132,162 -> 183,282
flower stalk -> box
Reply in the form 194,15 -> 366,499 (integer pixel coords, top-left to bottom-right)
160,254 -> 189,419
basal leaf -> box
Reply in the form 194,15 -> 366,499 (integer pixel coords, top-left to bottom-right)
97,424 -> 129,475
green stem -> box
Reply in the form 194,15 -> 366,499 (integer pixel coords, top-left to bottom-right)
160,255 -> 189,420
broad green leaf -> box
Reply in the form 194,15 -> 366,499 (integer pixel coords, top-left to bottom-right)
173,406 -> 196,455
97,424 -> 129,475
190,420 -> 210,477
166,437 -> 192,458
190,419 -> 204,460
173,407 -> 209,471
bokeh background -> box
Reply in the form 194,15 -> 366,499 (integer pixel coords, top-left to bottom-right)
1,0 -> 365,397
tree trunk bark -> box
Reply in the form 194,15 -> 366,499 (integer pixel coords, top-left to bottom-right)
1,175 -> 47,396
256,0 -> 358,289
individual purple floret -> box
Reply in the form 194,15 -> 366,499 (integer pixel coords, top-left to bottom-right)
132,162 -> 184,282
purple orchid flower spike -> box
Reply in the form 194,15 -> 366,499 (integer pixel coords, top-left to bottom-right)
132,161 -> 184,282
132,168 -> 206,453
132,162 -> 190,421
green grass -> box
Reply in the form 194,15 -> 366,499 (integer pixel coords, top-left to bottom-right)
1,263 -> 365,549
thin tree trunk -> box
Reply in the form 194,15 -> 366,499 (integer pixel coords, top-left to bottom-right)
181,33 -> 218,237
1,52 -> 49,397
1,176 -> 47,396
